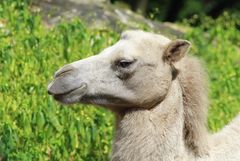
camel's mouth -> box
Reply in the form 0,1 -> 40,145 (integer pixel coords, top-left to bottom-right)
48,82 -> 88,104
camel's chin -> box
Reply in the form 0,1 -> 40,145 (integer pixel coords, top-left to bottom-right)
80,95 -> 138,110
53,94 -> 82,104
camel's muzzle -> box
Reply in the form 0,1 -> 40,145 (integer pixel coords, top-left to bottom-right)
47,64 -> 88,104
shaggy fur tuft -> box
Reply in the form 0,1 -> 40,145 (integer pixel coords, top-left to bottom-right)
176,56 -> 210,156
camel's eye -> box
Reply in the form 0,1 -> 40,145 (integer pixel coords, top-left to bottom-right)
118,59 -> 134,68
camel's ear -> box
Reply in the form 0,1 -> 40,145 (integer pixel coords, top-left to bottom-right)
163,39 -> 191,62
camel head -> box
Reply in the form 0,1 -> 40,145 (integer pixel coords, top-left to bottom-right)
47,30 -> 190,112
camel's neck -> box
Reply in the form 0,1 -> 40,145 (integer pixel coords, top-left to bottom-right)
111,80 -> 189,161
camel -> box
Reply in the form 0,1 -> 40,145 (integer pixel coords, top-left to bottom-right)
47,30 -> 240,161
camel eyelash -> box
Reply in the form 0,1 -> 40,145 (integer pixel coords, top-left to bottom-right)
115,59 -> 136,68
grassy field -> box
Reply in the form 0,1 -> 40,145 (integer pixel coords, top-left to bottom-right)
0,1 -> 239,161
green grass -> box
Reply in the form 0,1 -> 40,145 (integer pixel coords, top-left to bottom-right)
0,1 -> 239,161
0,1 -> 116,160
184,13 -> 240,131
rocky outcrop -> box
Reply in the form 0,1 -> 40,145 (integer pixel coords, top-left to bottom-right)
34,0 -> 185,37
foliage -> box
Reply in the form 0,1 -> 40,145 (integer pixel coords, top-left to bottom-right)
184,12 -> 240,131
0,1 -> 116,160
112,0 -> 240,22
0,1 -> 239,161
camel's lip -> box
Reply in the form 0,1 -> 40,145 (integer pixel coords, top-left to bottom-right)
48,82 -> 87,100
47,75 -> 87,95
49,83 -> 88,104
52,83 -> 87,96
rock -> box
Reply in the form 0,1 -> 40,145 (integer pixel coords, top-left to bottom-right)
33,0 -> 185,37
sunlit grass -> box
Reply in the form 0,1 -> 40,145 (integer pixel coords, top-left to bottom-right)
184,14 -> 240,131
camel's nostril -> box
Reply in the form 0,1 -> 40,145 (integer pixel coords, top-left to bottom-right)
54,64 -> 75,78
